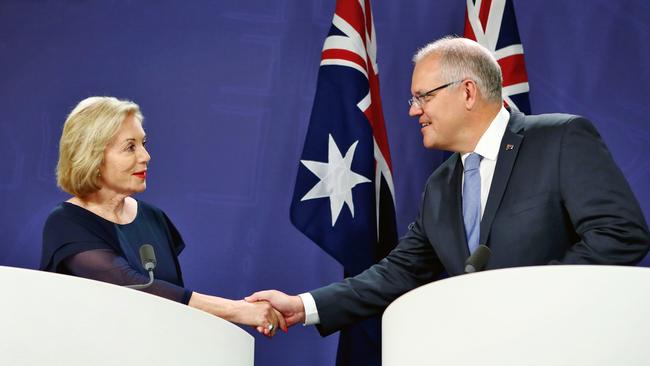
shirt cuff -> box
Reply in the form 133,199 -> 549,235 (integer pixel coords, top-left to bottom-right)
298,292 -> 320,325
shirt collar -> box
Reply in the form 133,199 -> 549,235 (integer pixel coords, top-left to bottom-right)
462,106 -> 510,163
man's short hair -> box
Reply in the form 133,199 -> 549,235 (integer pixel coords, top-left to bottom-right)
56,96 -> 143,197
413,36 -> 503,103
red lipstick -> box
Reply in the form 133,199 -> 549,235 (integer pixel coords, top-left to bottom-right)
133,171 -> 147,180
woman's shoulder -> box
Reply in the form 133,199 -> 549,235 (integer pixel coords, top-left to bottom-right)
134,199 -> 167,217
134,199 -> 185,251
40,202 -> 118,272
45,201 -> 94,226
134,199 -> 180,228
43,201 -> 115,238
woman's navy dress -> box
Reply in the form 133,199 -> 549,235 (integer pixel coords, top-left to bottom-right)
40,201 -> 192,304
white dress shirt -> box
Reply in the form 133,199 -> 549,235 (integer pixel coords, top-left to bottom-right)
460,106 -> 510,219
300,106 -> 511,325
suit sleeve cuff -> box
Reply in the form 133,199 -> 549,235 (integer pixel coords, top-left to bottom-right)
298,292 -> 320,325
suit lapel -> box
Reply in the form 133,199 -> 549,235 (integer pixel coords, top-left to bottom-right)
479,113 -> 524,246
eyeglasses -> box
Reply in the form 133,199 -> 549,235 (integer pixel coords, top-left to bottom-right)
408,80 -> 461,108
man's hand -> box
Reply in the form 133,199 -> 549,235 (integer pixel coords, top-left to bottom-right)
231,300 -> 286,337
245,290 -> 306,334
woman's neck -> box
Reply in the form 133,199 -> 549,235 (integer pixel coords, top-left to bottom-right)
68,190 -> 136,224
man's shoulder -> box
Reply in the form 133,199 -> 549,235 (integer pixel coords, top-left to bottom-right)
511,112 -> 585,132
511,111 -> 590,134
424,153 -> 459,187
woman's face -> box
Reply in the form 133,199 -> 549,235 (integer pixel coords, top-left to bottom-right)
98,114 -> 150,196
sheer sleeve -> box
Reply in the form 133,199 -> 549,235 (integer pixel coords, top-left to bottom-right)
62,248 -> 192,304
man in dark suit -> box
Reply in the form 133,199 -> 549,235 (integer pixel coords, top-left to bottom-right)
246,36 -> 649,336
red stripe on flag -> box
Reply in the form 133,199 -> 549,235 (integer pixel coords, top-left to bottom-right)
463,10 -> 477,41
478,0 -> 492,31
335,0 -> 366,44
498,53 -> 529,86
365,62 -> 393,171
334,0 -> 392,171
364,0 -> 372,41
322,49 -> 367,71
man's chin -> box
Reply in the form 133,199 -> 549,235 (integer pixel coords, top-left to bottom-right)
422,138 -> 437,150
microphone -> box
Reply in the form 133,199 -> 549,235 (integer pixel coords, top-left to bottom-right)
125,244 -> 157,289
464,244 -> 491,273
139,244 -> 157,271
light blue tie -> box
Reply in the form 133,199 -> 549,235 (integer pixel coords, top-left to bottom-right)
463,153 -> 481,254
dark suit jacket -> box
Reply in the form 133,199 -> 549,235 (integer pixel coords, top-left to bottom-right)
311,111 -> 650,336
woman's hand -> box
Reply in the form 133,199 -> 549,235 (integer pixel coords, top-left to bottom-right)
229,300 -> 287,337
188,292 -> 287,337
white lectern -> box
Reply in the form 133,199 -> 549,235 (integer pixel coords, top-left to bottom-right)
0,266 -> 253,366
383,265 -> 650,366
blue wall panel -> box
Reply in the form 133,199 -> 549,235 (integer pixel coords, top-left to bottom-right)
1,1 -> 648,364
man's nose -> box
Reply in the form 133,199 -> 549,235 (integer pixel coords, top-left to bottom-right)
409,103 -> 422,117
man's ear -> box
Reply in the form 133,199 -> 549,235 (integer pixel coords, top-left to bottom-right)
462,79 -> 478,110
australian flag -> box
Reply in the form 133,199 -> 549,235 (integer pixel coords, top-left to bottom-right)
464,0 -> 531,114
290,0 -> 397,365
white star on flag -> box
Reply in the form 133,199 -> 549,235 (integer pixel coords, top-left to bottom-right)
300,134 -> 371,227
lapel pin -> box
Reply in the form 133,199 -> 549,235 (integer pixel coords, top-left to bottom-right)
505,144 -> 514,151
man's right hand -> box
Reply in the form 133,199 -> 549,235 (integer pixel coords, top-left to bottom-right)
245,290 -> 306,332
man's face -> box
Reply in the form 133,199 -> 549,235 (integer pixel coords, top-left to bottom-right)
409,55 -> 468,151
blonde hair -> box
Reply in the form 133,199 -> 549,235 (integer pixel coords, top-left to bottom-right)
56,96 -> 143,197
413,36 -> 503,103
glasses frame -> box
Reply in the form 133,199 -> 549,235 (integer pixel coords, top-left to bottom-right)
408,80 -> 462,108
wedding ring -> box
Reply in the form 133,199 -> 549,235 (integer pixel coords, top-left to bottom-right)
267,324 -> 274,332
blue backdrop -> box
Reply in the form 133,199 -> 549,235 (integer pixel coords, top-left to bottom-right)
1,1 -> 648,365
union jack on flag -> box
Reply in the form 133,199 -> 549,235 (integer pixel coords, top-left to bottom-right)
464,0 -> 531,114
290,0 -> 397,365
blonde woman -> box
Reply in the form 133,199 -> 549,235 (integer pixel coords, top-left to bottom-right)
40,96 -> 284,335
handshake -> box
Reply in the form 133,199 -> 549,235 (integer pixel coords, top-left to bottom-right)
235,290 -> 306,338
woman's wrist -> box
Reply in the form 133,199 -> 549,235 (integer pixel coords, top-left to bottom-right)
188,292 -> 235,321
188,292 -> 275,329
